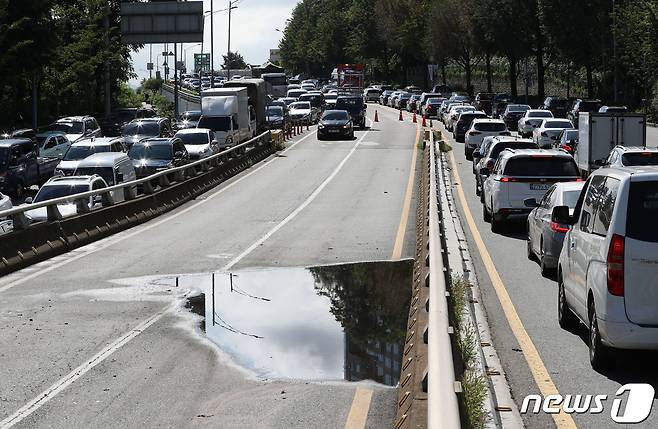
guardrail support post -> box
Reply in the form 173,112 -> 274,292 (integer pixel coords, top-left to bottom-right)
47,204 -> 64,221
11,213 -> 30,230
143,180 -> 156,195
159,175 -> 171,188
123,186 -> 137,201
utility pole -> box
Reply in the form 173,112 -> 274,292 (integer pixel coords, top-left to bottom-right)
104,5 -> 111,119
612,0 -> 618,104
174,43 -> 179,118
227,0 -> 233,81
210,0 -> 214,86
149,44 -> 153,79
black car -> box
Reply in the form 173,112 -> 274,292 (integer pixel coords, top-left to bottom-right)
454,111 -> 488,143
335,96 -> 367,128
542,96 -> 570,118
492,93 -> 513,117
474,93 -> 495,114
568,99 -> 601,124
265,105 -> 288,130
317,110 -> 354,140
500,104 -> 531,131
128,137 -> 190,179
118,118 -> 172,149
101,108 -> 157,137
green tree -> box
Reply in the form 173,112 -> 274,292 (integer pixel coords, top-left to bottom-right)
222,51 -> 248,70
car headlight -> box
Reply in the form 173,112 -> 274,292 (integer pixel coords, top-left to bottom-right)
318,124 -> 325,129
343,124 -> 350,129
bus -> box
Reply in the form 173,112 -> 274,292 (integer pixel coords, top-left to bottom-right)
261,73 -> 288,98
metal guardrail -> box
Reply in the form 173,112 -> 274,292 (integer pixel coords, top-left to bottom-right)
427,131 -> 461,428
0,131 -> 272,229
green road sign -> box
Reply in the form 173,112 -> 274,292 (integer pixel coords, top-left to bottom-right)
194,53 -> 211,73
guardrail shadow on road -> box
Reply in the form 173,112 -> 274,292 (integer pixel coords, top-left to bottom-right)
0,132 -> 274,276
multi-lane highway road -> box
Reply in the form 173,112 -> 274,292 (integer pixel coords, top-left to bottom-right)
0,107 -> 420,428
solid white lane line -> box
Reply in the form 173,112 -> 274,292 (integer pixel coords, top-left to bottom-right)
0,303 -> 173,429
0,131 -> 316,295
222,121 -> 371,271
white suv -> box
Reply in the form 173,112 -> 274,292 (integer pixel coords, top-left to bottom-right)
556,166 -> 658,370
603,146 -> 658,168
481,149 -> 581,232
464,119 -> 510,161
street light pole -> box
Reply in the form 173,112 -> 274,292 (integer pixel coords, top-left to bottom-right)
227,1 -> 238,80
613,0 -> 618,104
210,0 -> 214,87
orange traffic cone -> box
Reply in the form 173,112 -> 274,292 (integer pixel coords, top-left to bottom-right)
399,110 -> 403,121
374,110 -> 379,122
421,115 -> 427,127
412,112 -> 417,123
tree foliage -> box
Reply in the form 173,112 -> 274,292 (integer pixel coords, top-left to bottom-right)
222,51 -> 248,70
279,0 -> 658,109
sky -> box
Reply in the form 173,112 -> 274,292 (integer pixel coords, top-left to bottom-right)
128,0 -> 298,86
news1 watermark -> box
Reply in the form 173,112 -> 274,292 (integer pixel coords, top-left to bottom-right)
521,384 -> 655,423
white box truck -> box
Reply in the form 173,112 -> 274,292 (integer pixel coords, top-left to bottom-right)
199,88 -> 256,148
576,112 -> 646,176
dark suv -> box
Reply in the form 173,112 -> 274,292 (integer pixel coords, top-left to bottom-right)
542,97 -> 570,118
118,118 -> 172,149
335,96 -> 367,128
474,93 -> 495,115
568,99 -> 601,124
454,111 -> 488,143
128,137 -> 190,179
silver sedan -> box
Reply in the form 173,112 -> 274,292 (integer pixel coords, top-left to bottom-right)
526,181 -> 585,276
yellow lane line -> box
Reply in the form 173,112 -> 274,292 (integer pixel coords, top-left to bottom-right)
391,124 -> 420,260
447,148 -> 577,429
343,387 -> 374,429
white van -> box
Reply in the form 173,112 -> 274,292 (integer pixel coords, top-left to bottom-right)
73,152 -> 137,202
556,166 -> 658,369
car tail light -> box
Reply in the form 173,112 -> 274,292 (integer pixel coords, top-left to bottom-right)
550,221 -> 569,233
499,177 -> 518,182
469,131 -> 481,136
606,234 -> 625,296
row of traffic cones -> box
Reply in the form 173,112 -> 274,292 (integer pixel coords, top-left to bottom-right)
397,109 -> 433,128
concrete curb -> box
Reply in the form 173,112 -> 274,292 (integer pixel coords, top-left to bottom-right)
436,144 -> 524,429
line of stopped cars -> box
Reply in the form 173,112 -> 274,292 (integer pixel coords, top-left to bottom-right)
444,92 -> 658,370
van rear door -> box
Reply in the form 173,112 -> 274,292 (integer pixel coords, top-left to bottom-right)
623,179 -> 658,325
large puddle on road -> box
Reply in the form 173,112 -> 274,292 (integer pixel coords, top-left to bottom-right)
195,260 -> 412,386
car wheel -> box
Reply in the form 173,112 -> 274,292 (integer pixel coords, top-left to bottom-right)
317,133 -> 323,141
479,185 -> 485,204
558,274 -> 578,331
475,182 -> 480,196
589,302 -> 614,371
491,212 -> 502,233
483,202 -> 491,223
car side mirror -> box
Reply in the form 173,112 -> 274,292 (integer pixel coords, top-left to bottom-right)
24,197 -> 33,204
212,139 -> 218,145
552,205 -> 573,225
524,198 -> 539,208
174,151 -> 185,159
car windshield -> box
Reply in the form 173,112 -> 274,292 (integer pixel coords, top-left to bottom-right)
563,130 -> 578,140
198,116 -> 231,132
324,94 -> 338,100
290,102 -> 311,110
48,121 -> 84,134
63,145 -> 109,161
529,111 -> 553,118
182,112 -> 202,121
322,111 -> 349,121
36,136 -> 48,146
503,157 -> 579,176
627,181 -> 658,242
122,122 -> 160,136
578,101 -> 600,111
266,106 -> 284,117
176,132 -> 209,145
622,152 -> 658,166
474,122 -> 506,132
34,184 -> 90,203
74,167 -> 115,185
544,121 -> 572,128
550,99 -> 569,107
128,144 -> 172,160
562,190 -> 582,208
490,142 -> 538,158
336,98 -> 362,108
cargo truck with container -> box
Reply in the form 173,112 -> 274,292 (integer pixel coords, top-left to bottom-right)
221,79 -> 267,133
199,88 -> 255,148
576,112 -> 646,177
